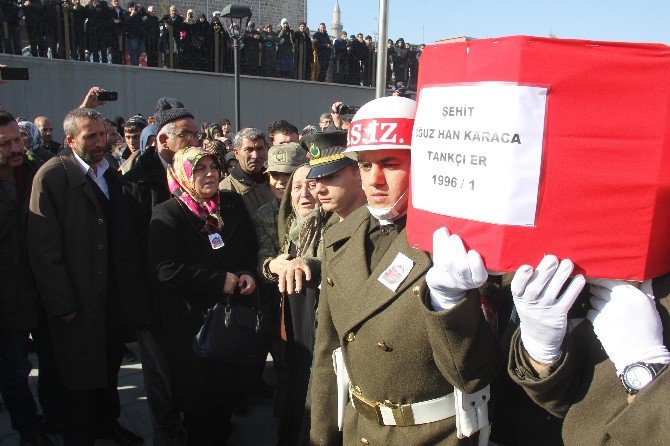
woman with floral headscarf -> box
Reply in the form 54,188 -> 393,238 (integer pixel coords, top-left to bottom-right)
148,146 -> 258,445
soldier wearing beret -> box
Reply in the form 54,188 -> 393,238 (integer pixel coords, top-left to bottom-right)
309,96 -> 502,445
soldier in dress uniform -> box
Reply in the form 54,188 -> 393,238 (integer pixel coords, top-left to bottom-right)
309,96 -> 502,445
508,255 -> 670,445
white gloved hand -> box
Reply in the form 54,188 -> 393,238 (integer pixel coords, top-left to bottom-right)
587,278 -> 670,375
512,255 -> 585,364
425,227 -> 488,310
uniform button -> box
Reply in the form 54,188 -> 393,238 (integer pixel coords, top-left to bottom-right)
346,332 -> 356,343
361,438 -> 370,445
326,277 -> 334,286
97,218 -> 104,225
97,244 -> 104,250
412,285 -> 421,297
376,341 -> 391,352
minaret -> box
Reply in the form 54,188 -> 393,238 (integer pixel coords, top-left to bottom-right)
330,0 -> 343,39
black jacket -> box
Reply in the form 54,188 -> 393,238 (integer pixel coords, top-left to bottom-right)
147,190 -> 258,412
28,149 -> 142,390
0,158 -> 41,330
149,191 -> 258,328
121,146 -> 170,328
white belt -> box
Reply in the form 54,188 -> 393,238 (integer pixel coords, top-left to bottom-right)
350,386 -> 456,426
379,393 -> 456,426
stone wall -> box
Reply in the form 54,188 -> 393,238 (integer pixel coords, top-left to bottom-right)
152,0 -> 306,29
0,53 -> 374,142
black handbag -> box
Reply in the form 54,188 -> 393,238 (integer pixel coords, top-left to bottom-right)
193,289 -> 272,363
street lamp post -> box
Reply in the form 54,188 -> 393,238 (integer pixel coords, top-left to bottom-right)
221,4 -> 252,132
375,0 -> 389,98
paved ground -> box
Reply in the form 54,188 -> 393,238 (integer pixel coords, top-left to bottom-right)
0,343 -> 278,445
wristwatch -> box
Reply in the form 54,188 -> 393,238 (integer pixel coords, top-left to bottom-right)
620,362 -> 666,395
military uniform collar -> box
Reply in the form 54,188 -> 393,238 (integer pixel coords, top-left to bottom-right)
324,205 -> 371,249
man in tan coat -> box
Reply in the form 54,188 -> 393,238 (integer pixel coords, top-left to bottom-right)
310,97 -> 502,445
219,127 -> 274,218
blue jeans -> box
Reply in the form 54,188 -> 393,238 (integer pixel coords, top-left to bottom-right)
128,38 -> 142,66
0,326 -> 60,439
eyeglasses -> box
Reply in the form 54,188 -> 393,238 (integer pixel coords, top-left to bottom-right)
170,130 -> 198,140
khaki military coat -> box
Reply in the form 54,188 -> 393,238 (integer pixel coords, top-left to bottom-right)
509,274 -> 670,446
310,207 -> 502,445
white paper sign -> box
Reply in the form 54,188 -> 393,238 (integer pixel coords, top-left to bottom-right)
411,83 -> 547,226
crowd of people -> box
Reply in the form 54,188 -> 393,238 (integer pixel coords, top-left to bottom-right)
1,83 -> 668,446
0,1 -> 423,87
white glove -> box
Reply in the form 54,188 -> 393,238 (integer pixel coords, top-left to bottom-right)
512,255 -> 585,364
426,227 -> 487,310
587,278 -> 670,375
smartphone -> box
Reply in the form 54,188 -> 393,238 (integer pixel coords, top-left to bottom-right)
96,91 -> 118,101
0,67 -> 29,80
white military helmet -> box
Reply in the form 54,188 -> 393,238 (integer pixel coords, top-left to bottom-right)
345,96 -> 416,153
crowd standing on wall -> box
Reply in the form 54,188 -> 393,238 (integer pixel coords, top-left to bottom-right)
0,2 -> 423,88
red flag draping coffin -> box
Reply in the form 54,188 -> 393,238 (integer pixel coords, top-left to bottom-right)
407,36 -> 670,280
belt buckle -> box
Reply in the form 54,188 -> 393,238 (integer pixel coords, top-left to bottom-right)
383,400 -> 415,427
352,388 -> 386,425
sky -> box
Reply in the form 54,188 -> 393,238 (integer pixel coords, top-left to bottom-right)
307,0 -> 670,46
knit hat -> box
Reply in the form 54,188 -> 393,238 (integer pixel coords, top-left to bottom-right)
153,97 -> 194,132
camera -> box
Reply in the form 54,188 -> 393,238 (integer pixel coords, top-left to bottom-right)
336,104 -> 360,116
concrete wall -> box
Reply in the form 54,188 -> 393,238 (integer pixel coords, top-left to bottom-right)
0,53 -> 374,141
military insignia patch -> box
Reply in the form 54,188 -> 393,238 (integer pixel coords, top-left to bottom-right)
309,143 -> 321,158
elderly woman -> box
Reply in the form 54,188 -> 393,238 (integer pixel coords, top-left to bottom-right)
263,164 -> 336,444
148,146 -> 258,445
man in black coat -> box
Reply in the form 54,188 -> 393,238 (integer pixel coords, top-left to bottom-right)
332,31 -> 348,84
0,111 -> 59,446
293,22 -> 312,80
122,98 -> 197,445
143,6 -> 160,67
313,22 -> 332,82
109,0 -> 127,64
28,108 -> 143,446
160,5 -> 184,68
0,0 -> 21,54
22,0 -> 47,57
84,0 -> 113,63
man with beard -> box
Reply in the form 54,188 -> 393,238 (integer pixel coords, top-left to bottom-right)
33,116 -> 62,155
218,127 -> 273,218
0,111 -> 60,446
28,108 -> 143,445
